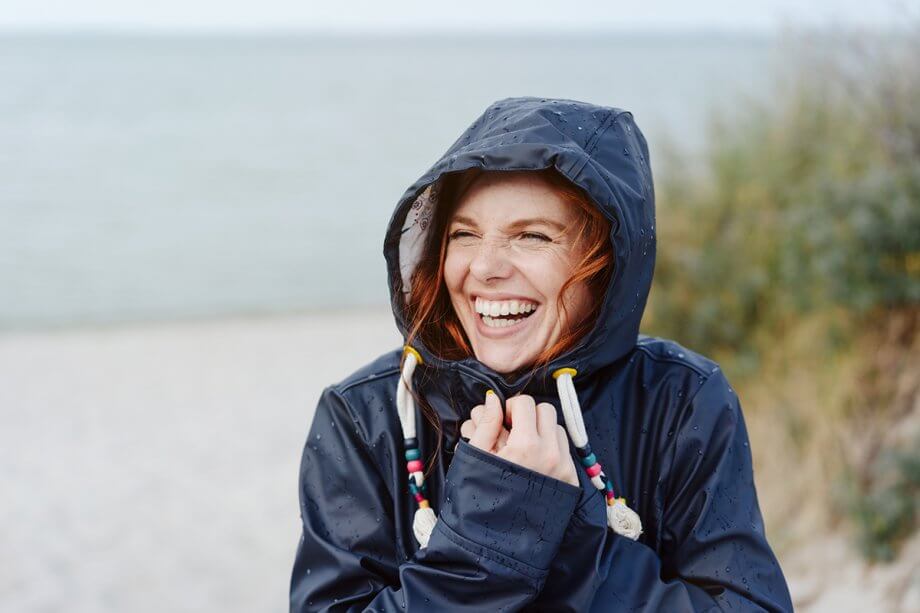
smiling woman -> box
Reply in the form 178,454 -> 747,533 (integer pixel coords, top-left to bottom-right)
290,97 -> 793,612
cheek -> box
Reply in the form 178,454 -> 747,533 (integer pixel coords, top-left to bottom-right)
443,250 -> 466,295
518,252 -> 571,302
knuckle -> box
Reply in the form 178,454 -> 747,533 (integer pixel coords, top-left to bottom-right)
509,394 -> 535,410
522,440 -> 540,455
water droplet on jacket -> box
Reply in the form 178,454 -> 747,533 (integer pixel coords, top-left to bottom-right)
623,148 -> 630,156
577,126 -> 583,130
315,434 -> 321,440
678,353 -> 685,358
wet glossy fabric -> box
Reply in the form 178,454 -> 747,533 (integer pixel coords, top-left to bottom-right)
290,97 -> 793,612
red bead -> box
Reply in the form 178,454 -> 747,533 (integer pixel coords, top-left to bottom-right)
586,463 -> 602,477
605,490 -> 615,500
406,460 -> 423,473
413,492 -> 425,502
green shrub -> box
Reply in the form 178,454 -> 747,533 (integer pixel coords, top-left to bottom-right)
649,29 -> 920,368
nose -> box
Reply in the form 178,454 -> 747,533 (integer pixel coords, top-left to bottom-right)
469,238 -> 514,283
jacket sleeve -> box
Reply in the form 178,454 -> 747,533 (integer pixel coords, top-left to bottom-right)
533,370 -> 793,612
290,386 -> 582,612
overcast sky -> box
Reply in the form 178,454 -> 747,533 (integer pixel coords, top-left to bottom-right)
1,0 -> 911,31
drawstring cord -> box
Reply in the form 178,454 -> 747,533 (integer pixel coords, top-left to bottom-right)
397,347 -> 642,548
552,368 -> 643,541
397,346 -> 438,547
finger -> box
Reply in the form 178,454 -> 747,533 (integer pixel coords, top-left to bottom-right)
556,425 -> 578,485
554,424 -> 570,459
470,404 -> 484,425
535,402 -> 558,441
506,394 -> 537,441
496,426 -> 510,450
469,390 -> 504,451
460,419 -> 477,440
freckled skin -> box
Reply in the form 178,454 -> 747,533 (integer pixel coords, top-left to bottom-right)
444,172 -> 592,375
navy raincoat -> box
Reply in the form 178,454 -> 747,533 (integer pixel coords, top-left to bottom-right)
290,97 -> 793,612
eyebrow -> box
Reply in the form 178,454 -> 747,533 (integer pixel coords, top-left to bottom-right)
449,215 -> 567,233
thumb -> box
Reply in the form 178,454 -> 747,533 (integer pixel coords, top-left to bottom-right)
469,390 -> 503,452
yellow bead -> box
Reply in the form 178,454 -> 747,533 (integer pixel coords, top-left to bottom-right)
403,345 -> 423,365
551,367 -> 578,380
418,500 -> 430,509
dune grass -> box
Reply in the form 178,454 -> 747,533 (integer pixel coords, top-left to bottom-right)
644,25 -> 920,560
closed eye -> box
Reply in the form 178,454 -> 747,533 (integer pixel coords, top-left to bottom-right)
448,230 -> 478,240
520,232 -> 552,242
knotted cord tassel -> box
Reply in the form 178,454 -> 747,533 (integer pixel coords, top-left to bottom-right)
553,367 -> 643,541
607,497 -> 643,540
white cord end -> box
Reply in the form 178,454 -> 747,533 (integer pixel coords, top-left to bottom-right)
607,499 -> 643,540
413,507 -> 437,548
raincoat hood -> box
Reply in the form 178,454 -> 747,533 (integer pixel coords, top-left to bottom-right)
383,96 -> 656,389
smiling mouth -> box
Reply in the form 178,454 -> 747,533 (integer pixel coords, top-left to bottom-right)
474,297 -> 539,329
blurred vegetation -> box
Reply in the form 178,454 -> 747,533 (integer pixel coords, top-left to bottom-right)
646,25 -> 920,562
837,434 -> 920,561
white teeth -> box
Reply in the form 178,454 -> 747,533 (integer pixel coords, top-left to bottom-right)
475,298 -> 538,316
482,315 -> 517,328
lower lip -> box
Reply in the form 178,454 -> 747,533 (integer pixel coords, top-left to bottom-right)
473,306 -> 538,338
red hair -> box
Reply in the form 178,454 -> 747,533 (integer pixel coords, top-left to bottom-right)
404,167 -> 613,375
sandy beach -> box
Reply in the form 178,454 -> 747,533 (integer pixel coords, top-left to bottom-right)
2,311 -> 915,612
0,310 -> 401,613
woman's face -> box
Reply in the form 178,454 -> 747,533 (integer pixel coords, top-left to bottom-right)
444,173 -> 592,374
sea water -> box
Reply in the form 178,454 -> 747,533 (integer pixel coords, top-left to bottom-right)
0,32 -> 777,330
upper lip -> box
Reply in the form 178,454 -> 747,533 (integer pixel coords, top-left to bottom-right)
471,293 -> 540,303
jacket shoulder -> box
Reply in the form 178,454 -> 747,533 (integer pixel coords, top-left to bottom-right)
329,347 -> 403,393
634,334 -> 721,379
318,348 -> 405,446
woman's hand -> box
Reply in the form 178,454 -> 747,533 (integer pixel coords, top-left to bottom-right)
460,391 -> 578,486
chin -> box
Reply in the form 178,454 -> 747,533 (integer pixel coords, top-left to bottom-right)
474,344 -> 536,375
